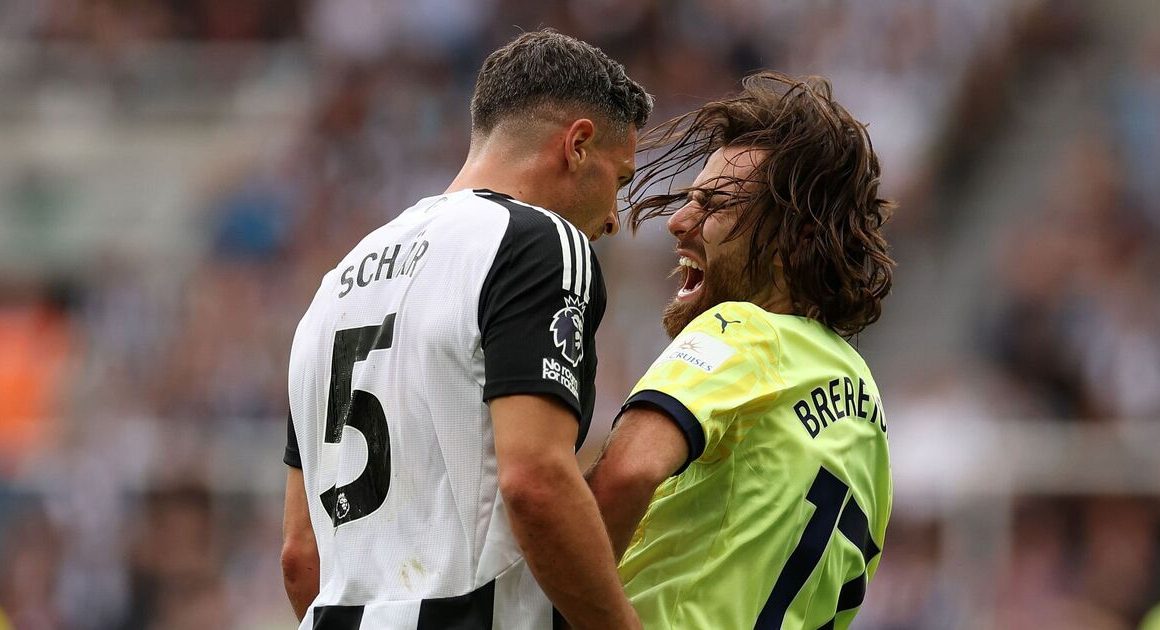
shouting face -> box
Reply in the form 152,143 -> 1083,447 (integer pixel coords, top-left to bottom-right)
662,146 -> 772,338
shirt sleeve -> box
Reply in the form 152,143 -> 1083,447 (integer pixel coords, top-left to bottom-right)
284,410 -> 302,468
477,193 -> 604,442
620,302 -> 782,474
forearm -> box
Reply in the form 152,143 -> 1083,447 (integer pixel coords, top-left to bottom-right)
282,467 -> 319,621
585,406 -> 689,560
505,464 -> 640,630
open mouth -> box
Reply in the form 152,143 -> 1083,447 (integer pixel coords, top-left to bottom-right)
677,256 -> 704,300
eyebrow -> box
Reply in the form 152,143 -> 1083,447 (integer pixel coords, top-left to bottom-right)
685,188 -> 727,201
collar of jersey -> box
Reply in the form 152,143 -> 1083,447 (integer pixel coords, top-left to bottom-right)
472,188 -> 515,200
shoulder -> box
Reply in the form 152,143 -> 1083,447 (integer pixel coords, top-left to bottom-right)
684,302 -> 778,345
686,304 -> 856,349
672,303 -> 786,377
472,190 -> 588,248
761,312 -> 864,362
689,302 -> 771,327
474,190 -> 599,300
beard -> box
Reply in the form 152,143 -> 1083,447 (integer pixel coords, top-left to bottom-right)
662,253 -> 754,338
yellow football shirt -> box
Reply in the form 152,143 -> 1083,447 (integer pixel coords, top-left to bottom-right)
618,302 -> 891,629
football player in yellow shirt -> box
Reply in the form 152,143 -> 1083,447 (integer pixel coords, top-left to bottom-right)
588,71 -> 895,629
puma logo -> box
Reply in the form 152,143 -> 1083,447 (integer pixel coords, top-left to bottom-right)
715,312 -> 742,333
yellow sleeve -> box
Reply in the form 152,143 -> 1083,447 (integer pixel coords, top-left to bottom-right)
622,302 -> 781,472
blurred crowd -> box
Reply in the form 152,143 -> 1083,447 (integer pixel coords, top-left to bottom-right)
0,0 -> 1158,628
862,4 -> 1160,627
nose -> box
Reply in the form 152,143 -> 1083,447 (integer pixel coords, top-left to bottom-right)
603,205 -> 621,238
667,202 -> 700,239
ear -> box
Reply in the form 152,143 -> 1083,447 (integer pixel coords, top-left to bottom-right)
563,119 -> 596,172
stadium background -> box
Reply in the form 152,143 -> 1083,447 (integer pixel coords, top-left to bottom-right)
1,0 -> 1158,628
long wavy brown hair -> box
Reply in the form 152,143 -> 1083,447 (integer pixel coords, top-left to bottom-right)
628,71 -> 895,338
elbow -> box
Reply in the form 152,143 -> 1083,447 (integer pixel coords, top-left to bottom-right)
499,459 -> 571,518
281,539 -> 318,587
590,459 -> 670,506
281,538 -> 319,620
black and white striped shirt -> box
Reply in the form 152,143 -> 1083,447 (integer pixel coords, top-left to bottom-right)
285,188 -> 605,629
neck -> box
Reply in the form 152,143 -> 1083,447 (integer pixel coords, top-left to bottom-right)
757,293 -> 796,317
751,269 -> 796,317
446,133 -> 555,207
446,159 -> 533,201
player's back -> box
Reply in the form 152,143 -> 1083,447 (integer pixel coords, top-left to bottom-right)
287,189 -> 581,628
619,302 -> 891,629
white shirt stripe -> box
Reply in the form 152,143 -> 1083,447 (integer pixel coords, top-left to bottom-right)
568,227 -> 583,296
505,195 -> 591,301
578,233 -> 592,303
536,210 -> 573,293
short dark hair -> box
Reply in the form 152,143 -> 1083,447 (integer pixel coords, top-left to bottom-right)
629,71 -> 895,338
471,29 -> 653,136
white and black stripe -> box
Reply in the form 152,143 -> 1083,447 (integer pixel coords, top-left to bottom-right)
309,571 -> 565,629
475,190 -> 592,302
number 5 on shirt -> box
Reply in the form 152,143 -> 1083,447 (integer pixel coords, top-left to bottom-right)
320,314 -> 396,527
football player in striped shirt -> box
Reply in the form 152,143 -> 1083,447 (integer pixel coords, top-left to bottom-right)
587,71 -> 896,629
281,31 -> 652,629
